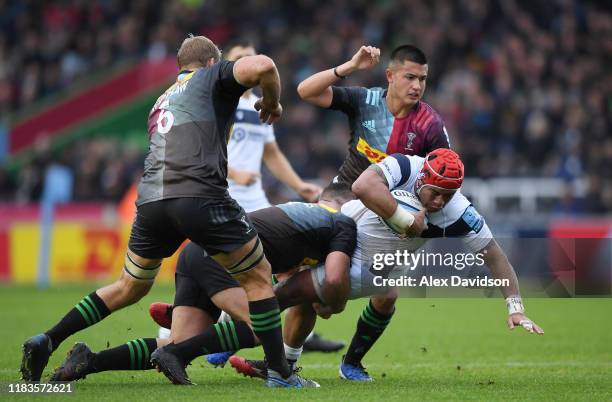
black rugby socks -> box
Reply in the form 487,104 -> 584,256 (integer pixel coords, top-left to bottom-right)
45,292 -> 111,351
165,320 -> 256,363
344,301 -> 395,365
92,338 -> 158,372
249,297 -> 291,378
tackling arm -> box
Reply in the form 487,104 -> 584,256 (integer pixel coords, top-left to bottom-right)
319,251 -> 351,313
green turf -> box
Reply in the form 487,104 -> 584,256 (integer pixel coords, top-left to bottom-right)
1,284 -> 611,401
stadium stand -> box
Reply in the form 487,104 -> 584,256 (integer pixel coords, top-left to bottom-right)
0,0 -> 609,213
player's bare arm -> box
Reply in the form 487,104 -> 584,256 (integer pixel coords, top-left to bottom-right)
297,45 -> 380,108
318,251 -> 351,313
352,165 -> 427,237
233,55 -> 282,124
480,239 -> 544,335
228,166 -> 260,186
263,142 -> 322,201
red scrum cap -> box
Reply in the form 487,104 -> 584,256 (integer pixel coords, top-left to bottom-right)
417,148 -> 464,191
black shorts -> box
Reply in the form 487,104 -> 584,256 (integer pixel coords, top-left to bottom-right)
174,242 -> 240,320
128,196 -> 257,259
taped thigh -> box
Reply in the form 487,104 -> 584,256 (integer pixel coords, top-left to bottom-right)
124,253 -> 161,280
225,238 -> 264,276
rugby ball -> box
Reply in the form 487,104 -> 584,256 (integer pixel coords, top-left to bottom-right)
380,189 -> 428,235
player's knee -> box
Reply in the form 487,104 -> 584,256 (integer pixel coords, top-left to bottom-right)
235,263 -> 271,288
371,291 -> 397,313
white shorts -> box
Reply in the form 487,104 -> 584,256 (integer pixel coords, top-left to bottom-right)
310,257 -> 394,301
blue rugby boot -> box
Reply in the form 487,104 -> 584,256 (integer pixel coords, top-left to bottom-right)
339,355 -> 373,382
206,351 -> 234,367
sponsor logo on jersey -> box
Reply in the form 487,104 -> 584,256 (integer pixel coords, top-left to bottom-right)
361,120 -> 376,133
240,215 -> 254,233
356,137 -> 388,163
299,257 -> 319,266
365,90 -> 382,106
461,206 -> 484,233
405,132 -> 417,151
230,127 -> 247,143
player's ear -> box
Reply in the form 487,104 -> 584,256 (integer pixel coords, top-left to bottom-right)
385,68 -> 394,84
206,57 -> 216,66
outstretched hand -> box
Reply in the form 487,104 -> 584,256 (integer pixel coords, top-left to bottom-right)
507,313 -> 544,334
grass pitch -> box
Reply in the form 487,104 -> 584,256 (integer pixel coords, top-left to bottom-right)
1,284 -> 611,401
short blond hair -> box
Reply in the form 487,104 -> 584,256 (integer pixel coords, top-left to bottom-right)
177,34 -> 221,68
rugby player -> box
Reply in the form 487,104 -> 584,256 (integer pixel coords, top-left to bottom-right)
49,184 -> 356,385
211,40 -> 340,358
297,44 -> 451,184
21,35 -> 313,388
224,40 -> 321,211
230,149 -> 544,381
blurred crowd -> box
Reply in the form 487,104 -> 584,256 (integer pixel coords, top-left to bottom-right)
0,0 -> 610,212
0,136 -> 142,203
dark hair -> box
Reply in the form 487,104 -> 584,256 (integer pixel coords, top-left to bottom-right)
224,39 -> 256,54
390,45 -> 427,65
320,182 -> 355,203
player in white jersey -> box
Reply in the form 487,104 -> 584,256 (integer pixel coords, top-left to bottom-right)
225,41 -> 321,212
230,148 -> 544,382
335,148 -> 544,380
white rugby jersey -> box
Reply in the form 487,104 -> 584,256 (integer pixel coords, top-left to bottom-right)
375,153 -> 492,253
331,153 -> 493,298
341,198 -> 428,270
227,93 -> 276,212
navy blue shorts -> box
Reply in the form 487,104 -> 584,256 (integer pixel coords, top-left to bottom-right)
128,196 -> 257,259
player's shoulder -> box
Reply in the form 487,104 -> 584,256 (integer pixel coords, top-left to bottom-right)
193,60 -> 234,83
333,210 -> 357,227
334,86 -> 384,100
186,62 -> 221,90
361,86 -> 386,106
413,101 -> 444,132
384,152 -> 425,174
430,192 -> 485,233
340,199 -> 369,222
276,201 -> 318,216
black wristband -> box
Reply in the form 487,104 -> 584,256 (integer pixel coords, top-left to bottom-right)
333,67 -> 347,79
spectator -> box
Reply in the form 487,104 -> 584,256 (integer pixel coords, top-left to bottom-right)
0,0 -> 609,213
